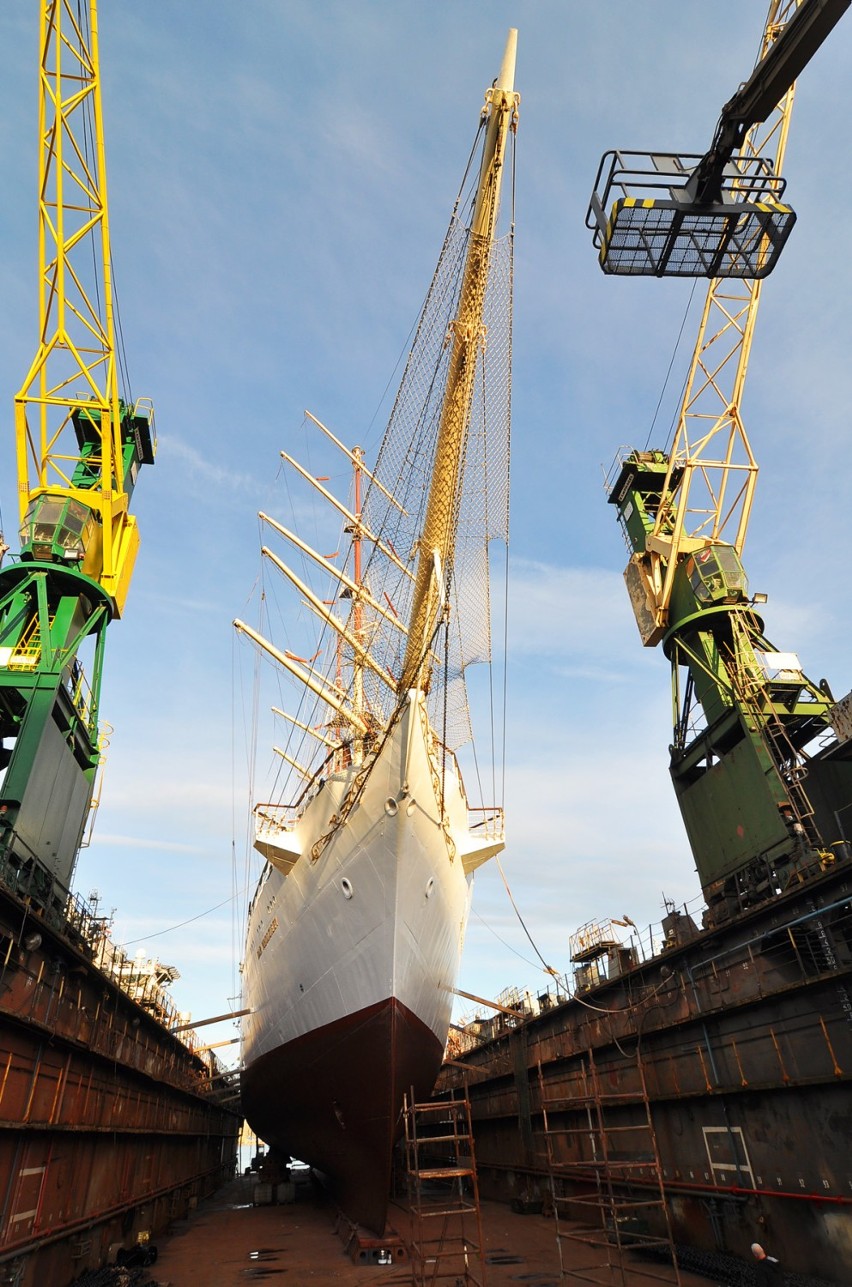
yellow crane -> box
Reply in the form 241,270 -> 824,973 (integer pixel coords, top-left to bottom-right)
14,0 -> 155,612
0,0 -> 154,901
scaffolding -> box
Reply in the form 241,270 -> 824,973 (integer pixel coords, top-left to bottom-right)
537,1048 -> 681,1286
404,1088 -> 487,1286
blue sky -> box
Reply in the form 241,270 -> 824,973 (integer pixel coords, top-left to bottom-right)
0,4 -> 850,1061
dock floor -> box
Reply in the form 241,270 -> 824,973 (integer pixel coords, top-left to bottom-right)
149,1175 -> 714,1286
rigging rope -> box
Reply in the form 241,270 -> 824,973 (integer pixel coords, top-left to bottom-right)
124,884 -> 249,946
360,120 -> 485,461
471,907 -> 542,974
643,278 -> 698,454
494,854 -> 562,982
487,850 -> 679,1022
76,0 -> 134,406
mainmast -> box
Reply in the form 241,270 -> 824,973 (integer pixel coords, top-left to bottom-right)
351,445 -> 365,759
397,30 -> 518,696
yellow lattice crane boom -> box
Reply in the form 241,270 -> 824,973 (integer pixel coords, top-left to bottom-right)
14,0 -> 155,617
600,0 -> 848,645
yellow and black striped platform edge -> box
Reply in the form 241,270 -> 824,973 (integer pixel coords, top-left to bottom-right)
599,195 -> 795,269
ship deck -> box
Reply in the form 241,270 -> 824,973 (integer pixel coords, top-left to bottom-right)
150,1174 -> 713,1286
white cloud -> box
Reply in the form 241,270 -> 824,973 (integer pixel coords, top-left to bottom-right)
160,436 -> 256,494
92,834 -> 208,854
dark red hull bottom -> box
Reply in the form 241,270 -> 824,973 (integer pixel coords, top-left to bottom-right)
241,996 -> 443,1234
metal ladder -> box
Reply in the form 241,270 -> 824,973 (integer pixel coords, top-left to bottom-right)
726,613 -> 822,850
403,1088 -> 487,1286
537,1047 -> 682,1286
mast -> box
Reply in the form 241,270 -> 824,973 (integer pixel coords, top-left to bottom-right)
398,29 -> 519,695
351,446 -> 365,760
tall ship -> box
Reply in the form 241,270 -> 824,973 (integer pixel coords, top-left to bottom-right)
442,4 -> 852,1283
236,33 -> 518,1234
0,7 -> 237,1284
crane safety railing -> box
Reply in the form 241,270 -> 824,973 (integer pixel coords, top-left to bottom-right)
5,611 -> 54,670
447,884 -> 852,1072
586,149 -> 795,278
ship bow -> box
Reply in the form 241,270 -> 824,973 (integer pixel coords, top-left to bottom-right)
242,994 -> 443,1233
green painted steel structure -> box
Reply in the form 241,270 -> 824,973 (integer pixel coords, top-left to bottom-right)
608,449 -> 852,924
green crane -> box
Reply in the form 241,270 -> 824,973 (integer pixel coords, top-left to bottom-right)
593,0 -> 852,923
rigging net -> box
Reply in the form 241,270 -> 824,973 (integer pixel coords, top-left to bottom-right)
249,116 -> 515,807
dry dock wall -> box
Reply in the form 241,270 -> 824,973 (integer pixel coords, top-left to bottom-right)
0,880 -> 239,1287
437,865 -> 852,1282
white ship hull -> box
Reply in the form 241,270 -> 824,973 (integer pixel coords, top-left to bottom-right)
241,691 -> 502,1232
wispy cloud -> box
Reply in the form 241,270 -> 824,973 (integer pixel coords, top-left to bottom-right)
161,436 -> 256,494
92,834 -> 208,854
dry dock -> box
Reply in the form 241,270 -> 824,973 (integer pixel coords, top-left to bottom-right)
148,1174 -> 714,1286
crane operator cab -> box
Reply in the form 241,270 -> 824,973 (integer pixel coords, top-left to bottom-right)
683,545 -> 748,608
19,496 -> 96,566
666,542 -> 752,638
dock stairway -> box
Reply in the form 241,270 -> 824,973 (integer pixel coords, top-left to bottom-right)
403,1088 -> 487,1286
537,1048 -> 681,1286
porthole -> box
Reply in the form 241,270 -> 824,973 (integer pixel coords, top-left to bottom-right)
425,877 -> 435,899
384,797 -> 398,816
340,877 -> 354,900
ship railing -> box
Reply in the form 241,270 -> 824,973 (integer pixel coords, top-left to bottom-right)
446,894 -> 709,1061
254,801 -> 300,835
468,806 -> 504,840
94,934 -> 190,1042
0,829 -> 78,933
0,829 -> 114,953
588,892 -> 707,968
448,982 -> 570,1062
448,883 -> 852,1070
446,1024 -> 492,1059
429,736 -> 505,839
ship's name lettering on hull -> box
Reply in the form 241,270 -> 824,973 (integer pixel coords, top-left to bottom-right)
257,917 -> 279,959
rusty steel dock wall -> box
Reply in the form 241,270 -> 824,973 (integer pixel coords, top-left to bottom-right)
437,864 -> 852,1281
0,882 -> 239,1287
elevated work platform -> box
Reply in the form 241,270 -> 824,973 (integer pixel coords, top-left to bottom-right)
586,150 -> 795,277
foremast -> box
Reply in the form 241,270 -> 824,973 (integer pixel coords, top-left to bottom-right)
398,30 -> 519,695
236,35 -> 516,877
